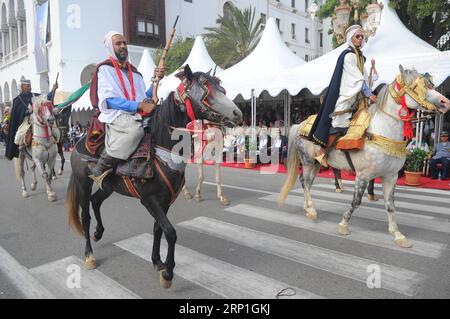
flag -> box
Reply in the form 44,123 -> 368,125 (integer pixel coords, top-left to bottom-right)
55,82 -> 90,109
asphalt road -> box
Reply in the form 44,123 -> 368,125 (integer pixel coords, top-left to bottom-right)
0,148 -> 449,299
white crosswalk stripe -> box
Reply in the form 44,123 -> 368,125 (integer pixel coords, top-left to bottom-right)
308,184 -> 449,204
225,204 -> 445,259
261,194 -> 450,233
179,217 -> 426,297
288,189 -> 448,216
29,256 -> 140,299
115,233 -> 321,299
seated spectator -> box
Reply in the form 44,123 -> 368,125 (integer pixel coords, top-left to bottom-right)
428,131 -> 450,180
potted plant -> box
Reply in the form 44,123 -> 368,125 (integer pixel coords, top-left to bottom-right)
404,148 -> 429,186
244,135 -> 256,169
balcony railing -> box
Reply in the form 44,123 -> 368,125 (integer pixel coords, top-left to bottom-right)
0,44 -> 28,68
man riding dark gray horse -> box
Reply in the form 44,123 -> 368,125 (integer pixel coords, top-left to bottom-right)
66,31 -> 242,289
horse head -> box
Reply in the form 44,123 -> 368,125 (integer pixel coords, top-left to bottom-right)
395,65 -> 450,115
175,64 -> 243,128
33,95 -> 55,127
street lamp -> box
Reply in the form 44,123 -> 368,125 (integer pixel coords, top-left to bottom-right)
365,0 -> 383,37
333,0 -> 351,44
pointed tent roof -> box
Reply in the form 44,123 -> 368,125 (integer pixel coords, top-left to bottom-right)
158,36 -> 223,99
270,0 -> 450,96
138,48 -> 157,90
220,17 -> 306,100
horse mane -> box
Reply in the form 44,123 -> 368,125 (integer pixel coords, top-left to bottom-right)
369,84 -> 390,116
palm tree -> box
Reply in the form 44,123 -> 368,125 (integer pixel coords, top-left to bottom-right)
205,5 -> 263,69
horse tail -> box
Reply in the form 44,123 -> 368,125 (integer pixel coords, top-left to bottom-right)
279,125 -> 300,207
14,158 -> 23,182
66,173 -> 84,236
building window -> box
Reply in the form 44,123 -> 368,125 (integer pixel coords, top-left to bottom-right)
276,18 -> 281,31
184,0 -> 192,2
305,0 -> 309,12
319,32 -> 323,47
305,54 -> 309,61
122,0 -> 165,48
261,13 -> 266,24
291,0 -> 296,8
305,27 -> 309,43
291,23 -> 296,40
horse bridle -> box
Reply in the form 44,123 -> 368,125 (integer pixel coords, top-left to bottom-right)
175,76 -> 232,128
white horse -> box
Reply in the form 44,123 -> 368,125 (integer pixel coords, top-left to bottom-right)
279,66 -> 449,248
15,96 -> 60,202
182,123 -> 230,206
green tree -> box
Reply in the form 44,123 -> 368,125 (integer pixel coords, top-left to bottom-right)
204,5 -> 263,69
153,36 -> 194,74
318,0 -> 449,50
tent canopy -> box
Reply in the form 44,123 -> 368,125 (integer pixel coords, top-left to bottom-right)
220,17 -> 306,100
158,36 -> 223,99
270,0 -> 450,97
138,48 -> 157,90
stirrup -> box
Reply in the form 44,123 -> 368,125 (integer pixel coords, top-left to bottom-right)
315,153 -> 328,168
89,169 -> 113,190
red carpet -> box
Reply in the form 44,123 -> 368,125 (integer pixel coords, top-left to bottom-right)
216,162 -> 450,191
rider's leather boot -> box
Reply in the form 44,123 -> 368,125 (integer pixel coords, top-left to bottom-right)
315,134 -> 339,168
89,152 -> 121,192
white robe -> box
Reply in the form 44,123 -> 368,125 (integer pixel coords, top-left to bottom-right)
331,53 -> 368,128
97,65 -> 147,124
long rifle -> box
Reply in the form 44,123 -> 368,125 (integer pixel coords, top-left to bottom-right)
152,15 -> 179,104
51,72 -> 60,104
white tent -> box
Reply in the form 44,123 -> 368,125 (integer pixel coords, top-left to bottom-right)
220,17 -> 306,100
157,36 -> 223,99
270,0 -> 450,96
72,89 -> 92,112
138,48 -> 157,90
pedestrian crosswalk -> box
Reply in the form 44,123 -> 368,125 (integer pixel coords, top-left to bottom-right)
2,180 -> 448,299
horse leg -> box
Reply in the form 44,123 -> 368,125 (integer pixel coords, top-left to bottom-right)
338,176 -> 368,235
15,156 -> 28,198
382,174 -> 412,248
333,167 -> 344,193
90,189 -> 111,242
194,163 -> 204,203
58,144 -> 65,175
30,161 -> 37,191
141,196 -> 176,289
80,185 -> 96,270
182,185 -> 193,200
215,163 -> 229,206
300,163 -> 321,220
44,157 -> 57,202
367,179 -> 379,201
151,222 -> 165,271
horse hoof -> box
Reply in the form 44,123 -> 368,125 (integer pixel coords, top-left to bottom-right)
92,232 -> 103,242
58,170 -> 63,176
159,270 -> 173,289
368,194 -> 379,201
306,209 -> 317,221
338,223 -> 351,235
395,237 -> 412,248
86,255 -> 96,270
219,197 -> 229,206
195,196 -> 201,203
30,184 -> 37,191
22,191 -> 29,198
48,193 -> 57,202
184,193 -> 193,200
52,175 -> 57,181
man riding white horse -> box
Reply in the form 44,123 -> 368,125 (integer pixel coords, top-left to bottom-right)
89,31 -> 165,190
310,25 -> 377,168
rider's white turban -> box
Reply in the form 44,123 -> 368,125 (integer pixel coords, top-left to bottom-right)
345,25 -> 365,49
104,31 -> 124,61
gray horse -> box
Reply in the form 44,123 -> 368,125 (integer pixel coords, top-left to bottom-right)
280,66 -> 449,248
15,96 -> 59,202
